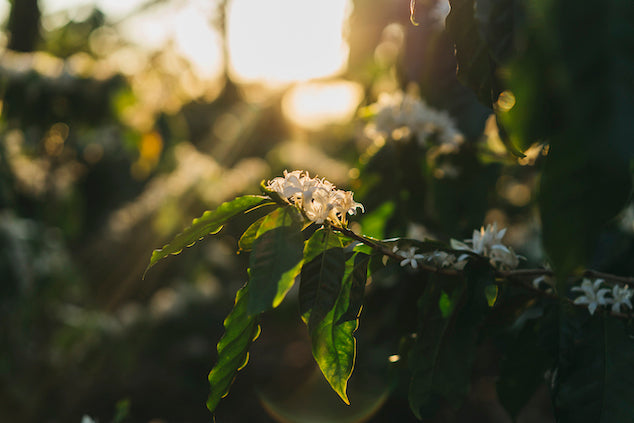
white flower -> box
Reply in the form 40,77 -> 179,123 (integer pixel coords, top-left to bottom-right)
607,285 -> 633,313
472,223 -> 507,256
364,91 -> 463,149
572,279 -> 610,315
489,244 -> 520,270
452,254 -> 470,270
532,275 -> 554,291
265,170 -> 364,226
394,246 -> 425,269
449,223 -> 521,270
423,250 -> 456,268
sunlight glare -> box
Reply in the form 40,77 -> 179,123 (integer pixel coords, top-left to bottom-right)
282,80 -> 363,130
227,0 -> 352,85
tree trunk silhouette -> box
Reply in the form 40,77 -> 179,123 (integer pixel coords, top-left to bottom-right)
7,0 -> 41,52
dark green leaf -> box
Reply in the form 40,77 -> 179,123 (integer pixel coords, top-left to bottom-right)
310,254 -> 360,405
408,264 -> 494,419
474,0 -> 518,64
247,221 -> 304,315
500,0 -> 634,277
336,252 -> 369,325
144,195 -> 266,277
299,230 -> 346,331
207,284 -> 261,413
446,0 -> 496,107
540,145 -> 631,280
552,304 -> 634,422
497,315 -> 552,419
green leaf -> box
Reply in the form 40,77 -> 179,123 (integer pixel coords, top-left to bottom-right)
408,264 -> 494,419
336,252 -> 369,325
207,284 -> 261,414
238,215 -> 267,252
303,227 -> 347,264
474,0 -> 518,65
247,221 -> 304,315
255,206 -> 302,237
446,0 -> 496,107
144,195 -> 266,277
539,144 -> 631,281
501,0 -> 634,277
310,254 -> 360,405
496,314 -> 552,419
551,304 -> 634,422
299,229 -> 346,331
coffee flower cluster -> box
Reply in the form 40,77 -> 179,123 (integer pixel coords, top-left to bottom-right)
394,223 -> 521,271
266,170 -> 364,226
450,223 -> 521,270
363,91 -> 463,150
572,279 -> 633,315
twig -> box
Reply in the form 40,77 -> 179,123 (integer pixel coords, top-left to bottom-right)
332,225 -> 633,319
332,225 -> 461,276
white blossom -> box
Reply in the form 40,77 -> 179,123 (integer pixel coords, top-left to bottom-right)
532,275 -> 554,291
607,285 -> 633,313
423,250 -> 456,268
394,246 -> 425,269
363,91 -> 463,149
266,170 -> 363,226
572,279 -> 610,315
450,223 -> 521,270
489,244 -> 520,270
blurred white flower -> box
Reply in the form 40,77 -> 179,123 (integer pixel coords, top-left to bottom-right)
266,170 -> 363,226
532,274 -> 554,291
607,285 -> 633,313
394,246 -> 425,269
423,250 -> 456,268
450,223 -> 521,270
489,244 -> 520,270
572,279 -> 610,315
363,91 -> 463,149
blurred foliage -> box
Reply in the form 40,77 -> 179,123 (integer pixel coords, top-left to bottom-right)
1,0 -> 632,422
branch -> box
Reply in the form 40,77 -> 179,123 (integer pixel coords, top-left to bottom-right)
333,225 -> 461,277
332,225 -> 633,319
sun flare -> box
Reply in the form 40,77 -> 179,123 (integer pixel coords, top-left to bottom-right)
227,0 -> 352,85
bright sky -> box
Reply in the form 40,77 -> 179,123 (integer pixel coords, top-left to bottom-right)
227,0 -> 351,84
1,0 -> 352,84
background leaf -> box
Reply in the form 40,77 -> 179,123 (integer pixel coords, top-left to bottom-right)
501,0 -> 634,277
551,304 -> 634,422
144,195 -> 266,276
207,284 -> 261,414
446,0 -> 496,107
408,263 -> 494,419
496,311 -> 552,419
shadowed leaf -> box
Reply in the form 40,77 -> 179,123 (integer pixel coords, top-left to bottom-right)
300,229 -> 347,330
551,304 -> 634,423
408,264 -> 494,419
207,284 -> 261,414
336,252 -> 369,325
247,220 -> 304,315
310,254 -> 361,405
